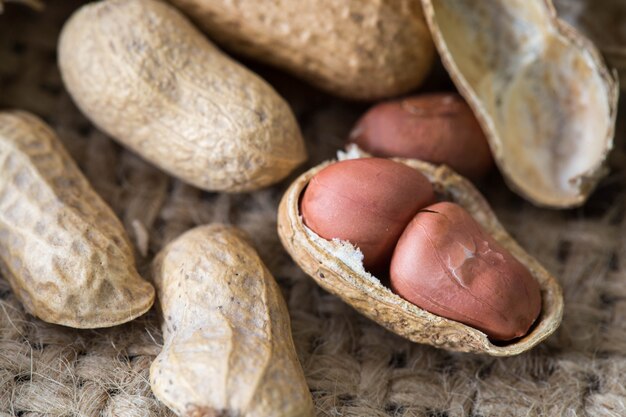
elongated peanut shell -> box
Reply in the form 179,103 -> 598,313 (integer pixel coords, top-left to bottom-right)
168,0 -> 435,101
150,225 -> 313,417
278,150 -> 563,356
58,0 -> 306,193
421,0 -> 618,208
0,111 -> 154,328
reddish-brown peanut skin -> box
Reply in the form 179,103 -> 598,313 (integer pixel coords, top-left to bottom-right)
390,201 -> 541,341
349,93 -> 493,180
300,158 -> 435,272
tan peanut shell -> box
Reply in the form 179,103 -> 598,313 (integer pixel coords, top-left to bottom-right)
150,224 -> 314,417
278,150 -> 563,356
554,0 -> 626,91
58,0 -> 306,193
0,111 -> 155,328
168,0 -> 435,101
421,0 -> 618,208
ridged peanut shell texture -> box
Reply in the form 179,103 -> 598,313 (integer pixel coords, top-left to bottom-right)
422,0 -> 618,208
278,153 -> 563,355
150,225 -> 313,417
0,111 -> 154,328
58,0 -> 306,193
168,0 -> 435,100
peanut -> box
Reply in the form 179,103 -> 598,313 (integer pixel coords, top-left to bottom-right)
58,0 -> 306,193
349,93 -> 493,180
390,201 -> 542,341
0,111 -> 154,328
278,154 -> 563,355
150,224 -> 313,417
300,158 -> 435,273
167,0 -> 435,100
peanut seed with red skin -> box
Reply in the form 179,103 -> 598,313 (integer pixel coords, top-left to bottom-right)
300,158 -> 435,273
390,201 -> 542,341
349,93 -> 493,180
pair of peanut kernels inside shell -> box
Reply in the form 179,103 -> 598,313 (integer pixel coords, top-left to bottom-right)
300,157 -> 541,342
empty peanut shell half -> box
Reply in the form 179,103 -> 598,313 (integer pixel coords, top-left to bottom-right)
421,0 -> 618,208
278,153 -> 563,356
554,0 -> 626,91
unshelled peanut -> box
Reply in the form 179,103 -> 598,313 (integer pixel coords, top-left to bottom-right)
168,0 -> 435,100
151,224 -> 313,417
58,0 -> 306,193
0,111 -> 154,328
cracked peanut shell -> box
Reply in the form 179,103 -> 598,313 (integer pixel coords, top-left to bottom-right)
58,0 -> 306,193
421,0 -> 618,208
277,152 -> 563,356
0,111 -> 154,328
168,0 -> 435,101
150,224 -> 313,417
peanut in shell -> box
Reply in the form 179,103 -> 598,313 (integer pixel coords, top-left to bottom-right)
150,224 -> 314,417
168,0 -> 435,101
278,150 -> 563,356
59,0 -> 306,193
0,111 -> 155,328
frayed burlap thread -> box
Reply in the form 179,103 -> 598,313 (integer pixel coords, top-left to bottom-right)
1,2 -> 626,416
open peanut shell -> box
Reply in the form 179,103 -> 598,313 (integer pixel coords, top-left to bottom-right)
277,151 -> 563,356
421,0 -> 619,208
554,0 -> 626,91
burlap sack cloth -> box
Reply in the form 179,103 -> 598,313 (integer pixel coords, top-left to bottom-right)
1,2 -> 625,416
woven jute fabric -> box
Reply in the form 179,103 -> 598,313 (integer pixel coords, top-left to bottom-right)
1,2 -> 626,416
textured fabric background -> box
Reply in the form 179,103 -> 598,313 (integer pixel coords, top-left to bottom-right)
1,2 -> 625,416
